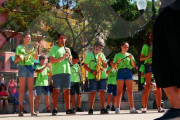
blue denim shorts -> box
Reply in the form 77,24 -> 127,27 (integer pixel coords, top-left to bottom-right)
108,84 -> 117,96
52,74 -> 71,89
18,65 -> 34,78
14,100 -> 26,105
89,79 -> 106,92
36,86 -> 49,95
145,63 -> 152,74
117,68 -> 133,80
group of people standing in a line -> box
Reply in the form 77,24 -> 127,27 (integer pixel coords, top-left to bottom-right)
5,31 -> 165,117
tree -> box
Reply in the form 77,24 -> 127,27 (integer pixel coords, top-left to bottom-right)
0,0 -> 117,56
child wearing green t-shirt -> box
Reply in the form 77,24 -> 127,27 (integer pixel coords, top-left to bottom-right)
35,55 -> 52,114
70,56 -> 84,112
106,58 -> 117,111
84,40 -> 108,115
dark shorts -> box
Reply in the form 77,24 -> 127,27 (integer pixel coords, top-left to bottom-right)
153,7 -> 180,88
52,74 -> 71,89
89,79 -> 106,92
70,82 -> 82,95
14,100 -> 26,105
18,65 -> 34,78
117,68 -> 133,80
0,99 -> 9,104
36,86 -> 50,95
145,63 -> 152,74
108,84 -> 117,96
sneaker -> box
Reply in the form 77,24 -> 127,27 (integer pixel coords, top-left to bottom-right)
46,110 -> 52,113
73,108 -> 76,113
141,108 -> 147,113
76,107 -> 84,112
14,110 -> 18,114
106,105 -> 110,111
66,109 -> 76,115
130,108 -> 138,113
115,108 -> 120,114
31,113 -> 37,116
23,110 -> 28,113
36,111 -> 39,114
154,108 -> 180,120
52,109 -> 58,116
111,106 -> 116,111
158,107 -> 165,113
88,109 -> 93,115
19,112 -> 24,116
100,108 -> 109,114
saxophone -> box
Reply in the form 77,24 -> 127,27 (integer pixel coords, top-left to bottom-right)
95,53 -> 104,81
19,42 -> 38,63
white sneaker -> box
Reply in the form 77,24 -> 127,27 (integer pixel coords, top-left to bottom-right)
141,108 -> 147,113
130,108 -> 138,113
36,111 -> 39,114
115,108 -> 120,114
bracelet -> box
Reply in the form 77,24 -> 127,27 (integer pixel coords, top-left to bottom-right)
90,70 -> 93,73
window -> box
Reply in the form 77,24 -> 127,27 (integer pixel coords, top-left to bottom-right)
8,38 -> 17,52
10,56 -> 18,69
0,56 -> 4,69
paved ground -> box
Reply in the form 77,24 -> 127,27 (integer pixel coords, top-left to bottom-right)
0,110 -> 165,120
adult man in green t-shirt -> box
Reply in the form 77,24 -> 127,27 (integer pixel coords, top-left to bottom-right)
35,55 -> 52,114
84,40 -> 108,115
49,33 -> 75,115
70,56 -> 84,112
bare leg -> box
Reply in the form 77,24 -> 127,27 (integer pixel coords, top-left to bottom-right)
112,96 -> 116,106
99,91 -> 105,109
163,86 -> 180,109
19,78 -> 26,113
5,100 -> 9,112
125,80 -> 134,109
63,89 -> 70,110
35,96 -> 41,111
27,77 -> 35,114
44,95 -> 50,110
143,73 -> 152,108
77,94 -> 81,108
107,94 -> 112,106
0,100 -> 3,111
116,80 -> 125,109
89,91 -> 96,109
71,95 -> 75,108
52,89 -> 59,110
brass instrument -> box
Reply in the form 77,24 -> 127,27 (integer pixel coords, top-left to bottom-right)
19,42 -> 38,62
95,53 -> 104,81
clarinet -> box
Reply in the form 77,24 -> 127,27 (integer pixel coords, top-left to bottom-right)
121,56 -> 129,60
62,43 -> 73,67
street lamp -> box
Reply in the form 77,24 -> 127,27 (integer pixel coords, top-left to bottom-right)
137,0 -> 156,21
137,0 -> 147,14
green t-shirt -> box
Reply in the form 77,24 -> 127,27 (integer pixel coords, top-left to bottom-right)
84,52 -> 107,79
35,65 -> 50,86
49,45 -> 72,75
141,44 -> 152,64
107,66 -> 117,85
139,64 -> 145,84
15,45 -> 35,65
70,64 -> 80,82
113,52 -> 136,69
